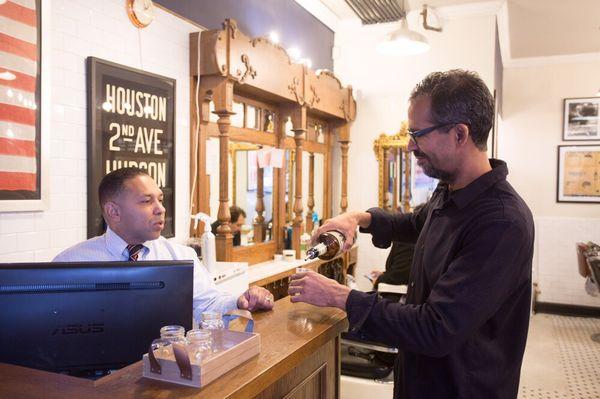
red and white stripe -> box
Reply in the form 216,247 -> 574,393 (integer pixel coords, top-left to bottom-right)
0,0 -> 38,192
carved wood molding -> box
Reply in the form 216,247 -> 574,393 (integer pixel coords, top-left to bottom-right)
250,37 -> 293,65
288,79 -> 320,108
307,85 -> 320,107
316,69 -> 343,89
288,77 -> 304,105
199,19 -> 356,122
373,121 -> 411,209
339,100 -> 350,121
372,123 -> 410,158
238,54 -> 257,83
223,18 -> 238,39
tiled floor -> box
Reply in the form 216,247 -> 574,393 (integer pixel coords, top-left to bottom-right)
518,314 -> 600,399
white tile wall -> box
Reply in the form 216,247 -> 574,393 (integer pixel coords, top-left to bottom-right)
0,0 -> 201,262
535,217 -> 600,307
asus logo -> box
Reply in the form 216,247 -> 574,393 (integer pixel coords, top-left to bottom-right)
51,324 -> 105,335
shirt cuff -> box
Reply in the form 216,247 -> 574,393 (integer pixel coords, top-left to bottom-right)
225,295 -> 240,312
358,208 -> 377,234
358,207 -> 393,249
345,289 -> 379,338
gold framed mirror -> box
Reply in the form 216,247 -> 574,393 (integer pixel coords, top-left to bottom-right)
373,121 -> 412,212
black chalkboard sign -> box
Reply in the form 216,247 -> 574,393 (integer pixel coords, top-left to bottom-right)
86,57 -> 176,238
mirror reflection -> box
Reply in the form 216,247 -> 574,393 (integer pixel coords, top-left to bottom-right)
302,151 -> 324,233
284,149 -> 295,224
208,139 -> 274,246
384,147 -> 399,211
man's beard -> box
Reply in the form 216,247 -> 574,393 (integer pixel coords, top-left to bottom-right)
413,150 -> 453,183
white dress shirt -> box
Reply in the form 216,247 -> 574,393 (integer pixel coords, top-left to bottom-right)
53,227 -> 238,321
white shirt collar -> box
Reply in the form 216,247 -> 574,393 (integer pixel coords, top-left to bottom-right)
104,226 -> 155,260
104,226 -> 130,259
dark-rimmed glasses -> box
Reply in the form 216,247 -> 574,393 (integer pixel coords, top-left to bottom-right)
408,123 -> 454,142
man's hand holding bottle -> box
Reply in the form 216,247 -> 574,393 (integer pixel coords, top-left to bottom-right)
311,211 -> 372,252
289,211 -> 372,309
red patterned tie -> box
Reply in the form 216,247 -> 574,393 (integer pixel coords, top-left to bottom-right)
126,244 -> 144,261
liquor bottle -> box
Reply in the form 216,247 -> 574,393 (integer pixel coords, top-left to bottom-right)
304,230 -> 346,261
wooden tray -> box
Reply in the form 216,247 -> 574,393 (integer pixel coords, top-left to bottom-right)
142,329 -> 260,388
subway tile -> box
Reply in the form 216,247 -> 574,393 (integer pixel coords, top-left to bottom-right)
0,251 -> 36,263
34,212 -> 65,231
0,234 -> 17,255
50,228 -> 82,249
0,213 -> 36,234
17,231 -> 50,252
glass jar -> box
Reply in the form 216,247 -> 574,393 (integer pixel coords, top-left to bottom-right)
150,325 -> 187,357
200,312 -> 225,352
160,325 -> 188,344
186,329 -> 213,362
200,312 -> 225,330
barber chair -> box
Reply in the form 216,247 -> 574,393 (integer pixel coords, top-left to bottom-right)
340,284 -> 407,399
576,242 -> 600,343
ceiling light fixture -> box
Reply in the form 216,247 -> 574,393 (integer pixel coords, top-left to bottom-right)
376,2 -> 442,56
377,18 -> 430,55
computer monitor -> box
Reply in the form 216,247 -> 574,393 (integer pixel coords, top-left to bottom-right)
0,260 -> 193,375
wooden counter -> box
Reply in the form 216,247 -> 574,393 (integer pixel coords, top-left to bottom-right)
0,299 -> 348,399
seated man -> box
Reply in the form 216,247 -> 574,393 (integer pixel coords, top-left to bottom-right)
211,205 -> 246,246
370,240 -> 415,290
369,205 -> 422,290
53,168 -> 273,321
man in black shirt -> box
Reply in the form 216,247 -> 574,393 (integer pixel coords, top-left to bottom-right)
288,70 -> 534,399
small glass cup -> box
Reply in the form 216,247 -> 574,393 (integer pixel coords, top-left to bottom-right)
186,329 -> 213,362
160,325 -> 188,344
151,325 -> 188,357
200,312 -> 225,352
200,312 -> 225,330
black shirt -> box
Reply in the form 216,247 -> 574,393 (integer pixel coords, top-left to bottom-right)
347,159 -> 534,399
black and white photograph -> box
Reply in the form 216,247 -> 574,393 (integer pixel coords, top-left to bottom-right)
563,97 -> 600,140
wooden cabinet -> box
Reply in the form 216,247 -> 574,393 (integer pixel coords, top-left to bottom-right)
189,20 -> 356,265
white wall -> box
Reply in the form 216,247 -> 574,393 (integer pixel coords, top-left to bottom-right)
501,61 -> 600,307
334,12 -> 497,291
0,0 -> 200,262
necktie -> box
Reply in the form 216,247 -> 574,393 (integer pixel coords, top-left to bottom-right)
126,244 -> 144,261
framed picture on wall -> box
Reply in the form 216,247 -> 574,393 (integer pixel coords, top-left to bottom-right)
0,0 -> 50,212
557,145 -> 600,203
563,97 -> 599,141
86,57 -> 176,237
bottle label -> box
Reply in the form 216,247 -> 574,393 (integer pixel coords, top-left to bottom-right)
328,230 -> 346,245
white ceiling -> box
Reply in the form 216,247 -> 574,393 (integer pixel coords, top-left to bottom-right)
507,0 -> 600,58
317,0 -> 600,60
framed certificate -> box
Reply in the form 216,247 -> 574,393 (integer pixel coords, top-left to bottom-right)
557,145 -> 600,203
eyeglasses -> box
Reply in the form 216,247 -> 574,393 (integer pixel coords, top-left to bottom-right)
408,123 -> 453,142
